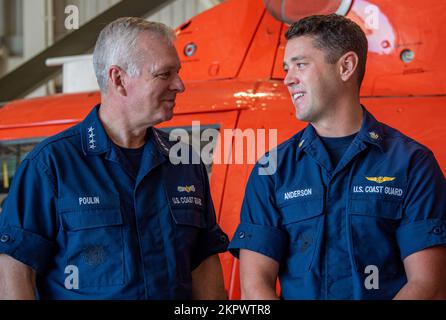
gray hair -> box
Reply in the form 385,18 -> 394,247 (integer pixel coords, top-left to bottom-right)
93,17 -> 175,93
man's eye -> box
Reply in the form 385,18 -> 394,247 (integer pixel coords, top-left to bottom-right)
297,63 -> 306,69
158,72 -> 170,79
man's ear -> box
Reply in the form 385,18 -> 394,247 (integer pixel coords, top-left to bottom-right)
108,65 -> 127,96
338,51 -> 359,83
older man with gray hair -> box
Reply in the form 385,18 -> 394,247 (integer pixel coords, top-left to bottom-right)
0,17 -> 229,300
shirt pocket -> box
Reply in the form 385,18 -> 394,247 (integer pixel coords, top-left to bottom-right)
279,197 -> 324,274
59,207 -> 125,288
348,198 -> 404,275
170,205 -> 207,281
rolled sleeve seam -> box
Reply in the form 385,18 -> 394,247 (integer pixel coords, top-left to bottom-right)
0,226 -> 54,273
229,223 -> 287,263
193,227 -> 229,270
397,219 -> 446,259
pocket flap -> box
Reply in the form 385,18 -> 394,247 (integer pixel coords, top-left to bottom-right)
280,198 -> 324,225
171,207 -> 206,228
61,209 -> 123,231
349,199 -> 402,220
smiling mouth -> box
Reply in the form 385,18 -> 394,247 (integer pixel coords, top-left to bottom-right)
292,92 -> 305,101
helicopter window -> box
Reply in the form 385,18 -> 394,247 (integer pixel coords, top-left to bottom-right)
0,139 -> 40,205
264,0 -> 352,24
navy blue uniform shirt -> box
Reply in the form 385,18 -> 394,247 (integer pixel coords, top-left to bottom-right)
0,105 -> 228,299
229,108 -> 446,299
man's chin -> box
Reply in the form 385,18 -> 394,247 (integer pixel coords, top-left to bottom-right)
296,111 -> 315,123
294,107 -> 307,122
161,109 -> 174,122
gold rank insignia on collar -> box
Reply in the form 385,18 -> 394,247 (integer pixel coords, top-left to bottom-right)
298,139 -> 305,148
369,131 -> 379,140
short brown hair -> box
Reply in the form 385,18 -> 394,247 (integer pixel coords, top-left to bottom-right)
285,14 -> 368,88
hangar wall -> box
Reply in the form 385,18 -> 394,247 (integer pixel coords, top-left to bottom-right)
0,0 -> 220,97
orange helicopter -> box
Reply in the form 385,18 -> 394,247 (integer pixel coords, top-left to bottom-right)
0,0 -> 445,299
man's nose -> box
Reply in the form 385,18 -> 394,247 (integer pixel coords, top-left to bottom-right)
284,71 -> 299,87
171,74 -> 185,93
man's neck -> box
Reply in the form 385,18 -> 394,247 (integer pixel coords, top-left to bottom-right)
312,99 -> 363,138
98,102 -> 147,149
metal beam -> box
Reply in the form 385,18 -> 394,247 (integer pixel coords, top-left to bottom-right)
0,0 -> 173,102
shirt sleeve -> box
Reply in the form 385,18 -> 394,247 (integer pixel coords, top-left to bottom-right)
228,162 -> 288,263
191,163 -> 229,270
396,149 -> 446,259
0,158 -> 56,273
